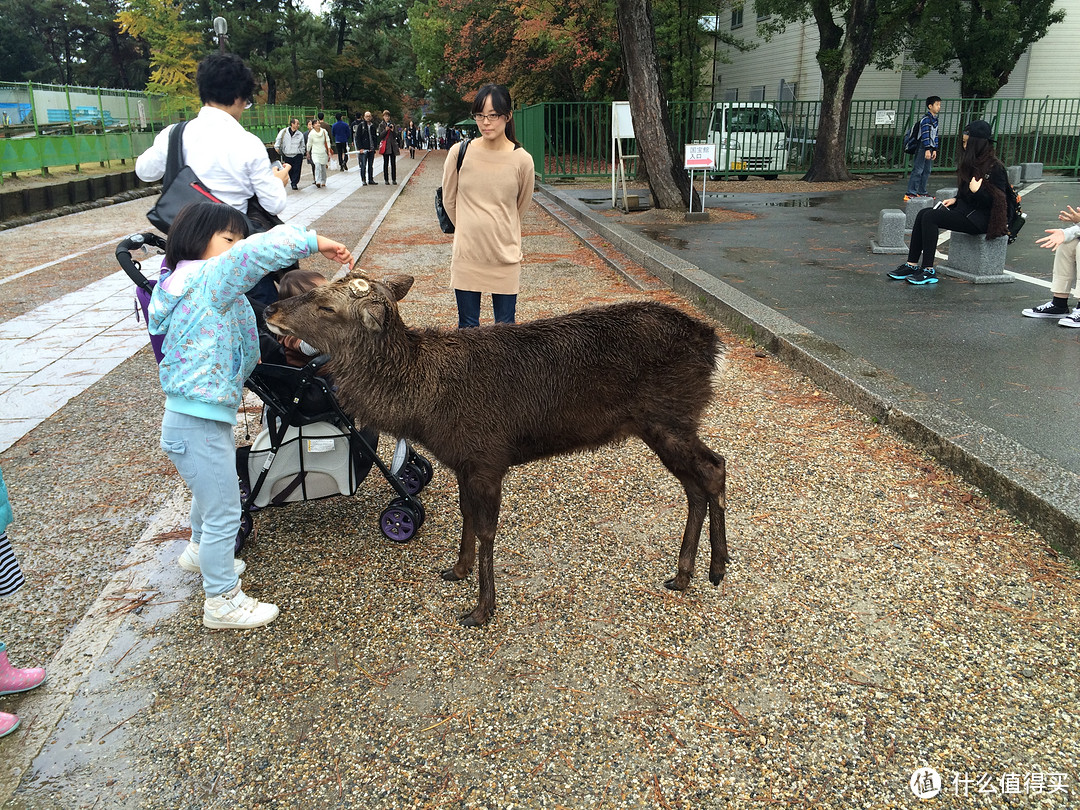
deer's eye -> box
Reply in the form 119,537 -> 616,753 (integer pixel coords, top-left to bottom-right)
318,306 -> 335,313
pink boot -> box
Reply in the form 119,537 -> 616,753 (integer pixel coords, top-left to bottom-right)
0,643 -> 46,696
0,711 -> 19,738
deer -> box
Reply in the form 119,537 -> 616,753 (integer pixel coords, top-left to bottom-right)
263,273 -> 729,626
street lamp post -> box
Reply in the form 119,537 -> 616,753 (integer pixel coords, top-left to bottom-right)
213,17 -> 228,53
316,69 -> 324,112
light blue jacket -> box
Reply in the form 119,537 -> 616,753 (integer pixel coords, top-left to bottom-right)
149,224 -> 318,424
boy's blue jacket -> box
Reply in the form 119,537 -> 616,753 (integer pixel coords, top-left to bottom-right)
149,224 -> 318,424
920,113 -> 940,150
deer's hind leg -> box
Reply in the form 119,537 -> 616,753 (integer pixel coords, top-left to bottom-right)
642,425 -> 728,591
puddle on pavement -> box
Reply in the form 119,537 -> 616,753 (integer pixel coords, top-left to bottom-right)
704,194 -> 832,208
641,229 -> 689,250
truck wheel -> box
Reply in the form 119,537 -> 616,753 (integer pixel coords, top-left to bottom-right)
738,175 -> 748,181
763,174 -> 778,181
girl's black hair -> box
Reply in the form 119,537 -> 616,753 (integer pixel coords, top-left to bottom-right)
471,84 -> 519,146
957,135 -> 998,184
164,202 -> 250,269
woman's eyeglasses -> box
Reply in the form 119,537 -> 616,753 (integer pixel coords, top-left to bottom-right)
472,113 -> 506,123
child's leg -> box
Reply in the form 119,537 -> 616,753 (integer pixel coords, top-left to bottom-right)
161,412 -> 240,599
1052,238 -> 1080,297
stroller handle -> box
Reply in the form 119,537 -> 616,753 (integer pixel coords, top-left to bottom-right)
116,232 -> 168,295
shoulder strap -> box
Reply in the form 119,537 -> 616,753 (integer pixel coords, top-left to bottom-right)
456,138 -> 469,172
163,121 -> 188,188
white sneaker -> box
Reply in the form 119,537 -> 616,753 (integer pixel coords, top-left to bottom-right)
177,542 -> 246,576
203,581 -> 278,629
1057,308 -> 1080,328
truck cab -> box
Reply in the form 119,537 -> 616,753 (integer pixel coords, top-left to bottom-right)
706,103 -> 788,180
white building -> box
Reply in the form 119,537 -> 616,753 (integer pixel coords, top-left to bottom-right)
708,1 -> 1080,102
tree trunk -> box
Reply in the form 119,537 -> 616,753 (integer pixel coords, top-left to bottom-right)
803,0 -> 877,182
615,0 -> 696,210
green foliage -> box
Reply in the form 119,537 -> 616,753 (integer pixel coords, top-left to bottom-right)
116,0 -> 201,96
905,0 -> 1066,98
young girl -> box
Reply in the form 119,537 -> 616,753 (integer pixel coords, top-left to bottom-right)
1,465 -> 47,738
150,202 -> 352,629
890,119 -> 1010,286
440,84 -> 534,328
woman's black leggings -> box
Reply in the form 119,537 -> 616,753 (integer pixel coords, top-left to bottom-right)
908,206 -> 984,267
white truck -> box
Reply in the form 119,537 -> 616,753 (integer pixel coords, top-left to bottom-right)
706,102 -> 789,181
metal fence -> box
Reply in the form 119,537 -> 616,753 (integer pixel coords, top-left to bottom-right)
0,80 -> 315,180
516,97 -> 1080,182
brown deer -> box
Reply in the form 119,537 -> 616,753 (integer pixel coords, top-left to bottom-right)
264,274 -> 728,626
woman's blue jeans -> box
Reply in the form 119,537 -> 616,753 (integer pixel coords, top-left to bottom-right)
455,289 -> 517,328
160,411 -> 240,599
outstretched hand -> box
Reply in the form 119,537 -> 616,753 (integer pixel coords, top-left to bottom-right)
1058,205 -> 1080,224
1036,229 -> 1066,251
316,235 -> 354,269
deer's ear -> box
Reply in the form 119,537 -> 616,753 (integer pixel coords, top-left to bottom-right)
385,275 -> 414,302
358,299 -> 385,332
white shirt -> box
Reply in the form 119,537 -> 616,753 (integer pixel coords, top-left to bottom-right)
135,105 -> 286,216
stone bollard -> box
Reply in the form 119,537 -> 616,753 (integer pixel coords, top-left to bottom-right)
1007,165 -> 1022,187
871,209 -> 908,254
905,195 -> 935,230
939,233 -> 1013,283
1021,163 -> 1043,182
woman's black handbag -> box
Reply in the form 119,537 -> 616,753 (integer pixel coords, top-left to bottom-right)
435,139 -> 469,234
146,122 -> 226,233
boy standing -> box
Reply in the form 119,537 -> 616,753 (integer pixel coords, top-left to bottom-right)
905,96 -> 941,200
332,113 -> 351,171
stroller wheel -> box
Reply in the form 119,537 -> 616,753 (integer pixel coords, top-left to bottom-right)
380,500 -> 419,543
236,510 -> 254,554
397,462 -> 425,496
410,453 -> 434,486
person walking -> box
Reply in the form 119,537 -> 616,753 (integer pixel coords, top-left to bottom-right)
889,120 -> 1010,286
274,117 -> 307,189
1022,204 -> 1080,324
404,119 -> 420,159
905,96 -> 941,200
440,83 -> 534,327
331,113 -> 351,171
306,117 -> 333,188
353,111 -> 378,186
377,110 -> 400,185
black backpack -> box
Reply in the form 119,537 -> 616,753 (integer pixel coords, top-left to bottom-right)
902,120 -> 921,155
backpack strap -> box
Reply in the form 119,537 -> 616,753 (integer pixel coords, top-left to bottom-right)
163,121 -> 188,189
456,138 -> 469,172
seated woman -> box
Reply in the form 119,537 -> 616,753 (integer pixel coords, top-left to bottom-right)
889,119 -> 1010,286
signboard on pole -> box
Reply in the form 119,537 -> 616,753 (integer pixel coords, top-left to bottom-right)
684,143 -> 715,170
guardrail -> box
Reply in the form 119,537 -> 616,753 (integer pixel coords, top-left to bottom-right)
516,97 -> 1080,182
0,80 -> 316,181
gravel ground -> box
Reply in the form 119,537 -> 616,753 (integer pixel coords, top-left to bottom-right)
1,157 -> 1077,808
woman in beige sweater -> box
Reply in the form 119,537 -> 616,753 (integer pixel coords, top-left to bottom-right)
440,84 -> 534,327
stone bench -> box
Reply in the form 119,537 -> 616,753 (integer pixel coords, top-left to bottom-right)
905,196 -> 935,230
871,209 -> 908,253
1021,162 -> 1043,182
939,232 -> 1013,283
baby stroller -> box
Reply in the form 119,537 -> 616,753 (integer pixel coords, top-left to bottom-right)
115,232 -> 431,553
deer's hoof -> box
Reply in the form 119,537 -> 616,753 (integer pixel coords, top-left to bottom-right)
458,607 -> 490,627
440,565 -> 470,582
664,573 -> 691,591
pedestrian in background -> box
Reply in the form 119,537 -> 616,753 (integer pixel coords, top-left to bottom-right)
405,119 -> 420,159
890,119 -> 1009,286
274,117 -> 307,190
306,117 -> 332,188
354,111 -> 378,187
332,113 -> 351,171
378,110 -> 399,185
440,83 -> 534,327
905,96 -> 941,200
1022,204 -> 1080,324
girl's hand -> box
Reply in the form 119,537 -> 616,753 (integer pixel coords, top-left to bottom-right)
942,198 -> 956,207
316,235 -> 353,269
968,176 -> 983,193
1037,229 -> 1066,250
1058,205 -> 1080,224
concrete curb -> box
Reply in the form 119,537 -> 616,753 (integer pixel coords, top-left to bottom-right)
535,181 -> 1080,559
0,187 -> 161,232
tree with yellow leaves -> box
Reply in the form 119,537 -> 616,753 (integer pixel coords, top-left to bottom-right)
116,0 -> 202,98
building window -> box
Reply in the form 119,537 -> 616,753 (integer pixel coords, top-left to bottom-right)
757,11 -> 771,21
731,6 -> 743,29
748,85 -> 765,102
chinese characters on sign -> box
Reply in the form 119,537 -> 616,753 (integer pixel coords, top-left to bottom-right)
910,768 -> 1069,800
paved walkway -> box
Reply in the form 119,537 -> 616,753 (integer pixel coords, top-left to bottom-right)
0,163 -> 418,453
